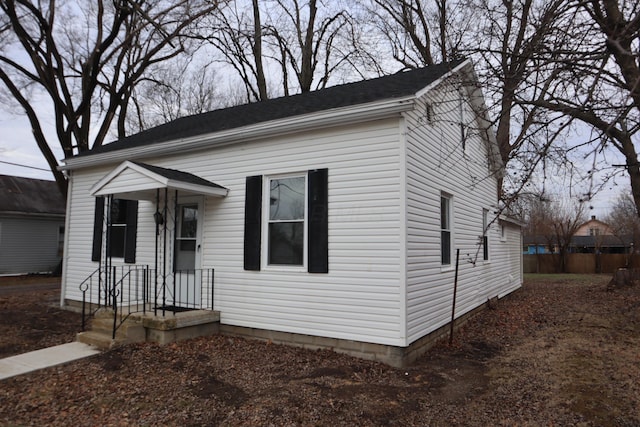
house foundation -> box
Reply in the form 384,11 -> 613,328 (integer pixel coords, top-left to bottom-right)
219,297 -> 496,368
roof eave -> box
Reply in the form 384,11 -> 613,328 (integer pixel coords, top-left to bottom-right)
61,97 -> 416,171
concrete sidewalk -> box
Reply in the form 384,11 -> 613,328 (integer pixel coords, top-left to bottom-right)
0,342 -> 100,380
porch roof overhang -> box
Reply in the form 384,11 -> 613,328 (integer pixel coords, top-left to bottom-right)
89,161 -> 229,200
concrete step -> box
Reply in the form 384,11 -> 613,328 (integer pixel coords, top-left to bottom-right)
89,317 -> 146,341
76,331 -> 122,350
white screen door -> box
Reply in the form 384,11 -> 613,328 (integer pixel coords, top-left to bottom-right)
174,198 -> 203,307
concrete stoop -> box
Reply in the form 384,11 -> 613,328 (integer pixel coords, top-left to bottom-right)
77,309 -> 220,350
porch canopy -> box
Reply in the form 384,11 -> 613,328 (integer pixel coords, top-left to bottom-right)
89,161 -> 228,200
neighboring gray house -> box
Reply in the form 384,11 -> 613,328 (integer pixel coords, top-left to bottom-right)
0,175 -> 66,275
60,59 -> 522,366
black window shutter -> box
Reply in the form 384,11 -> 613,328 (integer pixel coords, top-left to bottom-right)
308,168 -> 328,273
91,197 -> 104,261
244,175 -> 262,270
124,200 -> 138,263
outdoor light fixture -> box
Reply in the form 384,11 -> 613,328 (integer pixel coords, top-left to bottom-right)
154,211 -> 164,225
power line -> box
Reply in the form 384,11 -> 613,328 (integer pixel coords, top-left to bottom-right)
0,160 -> 50,172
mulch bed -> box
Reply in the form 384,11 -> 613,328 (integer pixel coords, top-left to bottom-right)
1,274 -> 639,426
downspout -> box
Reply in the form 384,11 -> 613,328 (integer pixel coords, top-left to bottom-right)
60,170 -> 73,308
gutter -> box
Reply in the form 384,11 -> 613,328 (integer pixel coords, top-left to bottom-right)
0,211 -> 65,219
61,97 -> 416,171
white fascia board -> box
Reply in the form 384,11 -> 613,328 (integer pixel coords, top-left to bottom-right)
414,59 -> 472,99
165,180 -> 229,197
61,97 -> 416,171
499,215 -> 524,228
89,161 -> 168,196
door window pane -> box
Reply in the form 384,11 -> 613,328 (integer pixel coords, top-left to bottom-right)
180,206 -> 198,238
175,204 -> 198,271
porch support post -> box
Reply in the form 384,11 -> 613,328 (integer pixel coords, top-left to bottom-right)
162,187 -> 168,316
154,188 -> 160,316
173,189 -> 179,316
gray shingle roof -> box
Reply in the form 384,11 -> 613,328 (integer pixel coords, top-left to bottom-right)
0,175 -> 66,215
79,59 -> 465,158
133,162 -> 227,190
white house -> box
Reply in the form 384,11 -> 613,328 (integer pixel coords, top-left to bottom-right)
60,59 -> 522,367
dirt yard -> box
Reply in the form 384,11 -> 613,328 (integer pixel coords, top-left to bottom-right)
1,274 -> 639,426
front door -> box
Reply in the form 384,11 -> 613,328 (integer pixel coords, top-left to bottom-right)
174,197 -> 203,307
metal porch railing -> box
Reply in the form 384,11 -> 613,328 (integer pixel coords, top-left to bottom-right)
79,267 -> 215,339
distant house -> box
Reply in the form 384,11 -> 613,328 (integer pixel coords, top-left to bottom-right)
575,215 -> 614,237
0,175 -> 66,275
523,216 -> 631,255
60,59 -> 522,366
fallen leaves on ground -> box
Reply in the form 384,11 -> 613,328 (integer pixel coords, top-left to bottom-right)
1,274 -> 639,426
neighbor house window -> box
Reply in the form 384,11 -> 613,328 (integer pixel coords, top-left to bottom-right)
57,226 -> 65,256
483,209 -> 489,261
268,175 -> 306,266
441,194 -> 452,265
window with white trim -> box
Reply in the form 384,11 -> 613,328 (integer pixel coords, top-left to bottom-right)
244,169 -> 327,273
108,198 -> 129,258
441,194 -> 452,265
267,175 -> 306,266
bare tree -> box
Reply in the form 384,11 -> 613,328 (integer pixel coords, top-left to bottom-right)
551,199 -> 587,272
362,0 -> 472,68
128,59 -> 222,132
0,0 -> 223,196
606,192 -> 640,257
265,0 -> 355,92
204,0 -> 268,102
526,0 -> 640,216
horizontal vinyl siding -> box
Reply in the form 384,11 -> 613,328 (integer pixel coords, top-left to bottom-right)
0,216 -> 64,274
95,167 -> 159,195
404,82 -> 522,344
63,119 -> 404,346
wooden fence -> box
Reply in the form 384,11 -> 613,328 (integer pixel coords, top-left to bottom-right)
523,253 -> 640,274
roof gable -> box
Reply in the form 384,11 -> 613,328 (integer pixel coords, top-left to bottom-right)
90,161 -> 228,200
0,175 -> 65,215
78,60 -> 466,159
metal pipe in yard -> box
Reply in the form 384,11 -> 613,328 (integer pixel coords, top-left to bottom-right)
449,248 -> 460,345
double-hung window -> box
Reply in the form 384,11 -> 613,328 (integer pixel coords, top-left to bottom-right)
243,169 -> 328,273
268,175 -> 306,266
441,194 -> 452,265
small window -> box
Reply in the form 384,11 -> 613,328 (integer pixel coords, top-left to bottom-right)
441,194 -> 452,265
425,103 -> 435,124
483,209 -> 489,261
268,175 -> 306,266
107,198 -> 136,259
92,197 -> 138,263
